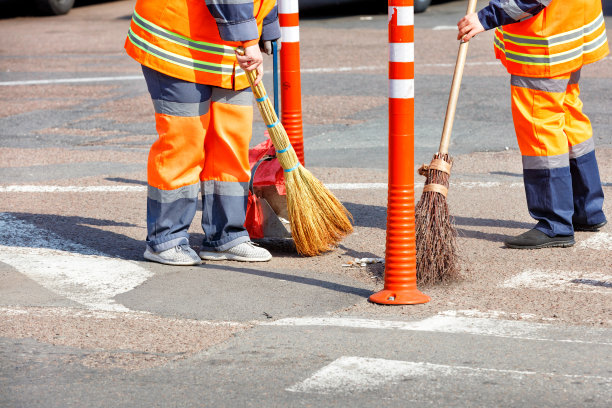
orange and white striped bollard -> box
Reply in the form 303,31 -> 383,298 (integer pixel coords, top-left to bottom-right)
369,0 -> 430,305
278,0 -> 305,165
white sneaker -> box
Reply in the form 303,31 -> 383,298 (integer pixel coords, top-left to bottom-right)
199,241 -> 272,262
144,244 -> 201,266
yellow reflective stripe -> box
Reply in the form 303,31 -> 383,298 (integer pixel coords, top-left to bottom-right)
505,54 -> 576,67
504,31 -> 607,66
132,9 -> 235,56
128,29 -> 235,74
499,13 -> 605,47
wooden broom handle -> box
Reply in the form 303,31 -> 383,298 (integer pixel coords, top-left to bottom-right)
439,0 -> 478,154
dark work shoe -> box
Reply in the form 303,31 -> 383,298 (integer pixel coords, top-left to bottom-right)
504,228 -> 575,249
573,220 -> 607,232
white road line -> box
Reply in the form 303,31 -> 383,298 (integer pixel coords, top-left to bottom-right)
265,315 -> 612,344
0,306 -> 246,327
0,182 -> 525,193
11,56 -> 602,86
0,75 -> 143,86
500,269 -> 612,294
5,57 -> 611,87
0,213 -> 152,311
439,309 -> 554,322
286,356 -> 612,395
300,66 -> 382,73
578,232 -> 612,251
432,25 -> 457,30
324,183 -> 388,190
0,185 -> 146,192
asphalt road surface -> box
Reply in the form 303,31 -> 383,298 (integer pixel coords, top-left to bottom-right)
1,1 -> 611,407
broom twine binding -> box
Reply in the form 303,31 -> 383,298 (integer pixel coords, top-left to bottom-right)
428,159 -> 452,174
423,183 -> 448,197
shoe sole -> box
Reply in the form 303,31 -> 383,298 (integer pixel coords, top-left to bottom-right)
504,239 -> 575,249
143,251 -> 201,266
199,252 -> 272,262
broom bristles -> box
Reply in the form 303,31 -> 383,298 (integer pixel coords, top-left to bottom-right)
242,61 -> 353,256
287,167 -> 353,256
415,153 -> 460,285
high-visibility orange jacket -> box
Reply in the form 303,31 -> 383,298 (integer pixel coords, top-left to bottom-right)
125,0 -> 277,90
481,0 -> 609,77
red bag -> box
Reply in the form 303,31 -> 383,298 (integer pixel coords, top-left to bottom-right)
245,190 -> 265,239
248,137 -> 286,196
245,137 -> 283,239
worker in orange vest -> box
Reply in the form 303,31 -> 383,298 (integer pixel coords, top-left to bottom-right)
125,0 -> 280,265
458,0 -> 608,249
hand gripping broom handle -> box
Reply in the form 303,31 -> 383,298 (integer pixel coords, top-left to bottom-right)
236,47 -> 296,166
439,0 -> 478,154
235,47 -> 278,123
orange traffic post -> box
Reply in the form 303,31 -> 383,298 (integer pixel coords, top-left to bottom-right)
369,0 -> 430,305
278,0 -> 305,165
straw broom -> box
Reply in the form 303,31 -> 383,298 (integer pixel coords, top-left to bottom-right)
415,0 -> 476,284
237,48 -> 353,256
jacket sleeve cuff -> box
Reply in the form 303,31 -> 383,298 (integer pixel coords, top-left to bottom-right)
241,39 -> 259,48
261,20 -> 281,41
217,18 -> 259,43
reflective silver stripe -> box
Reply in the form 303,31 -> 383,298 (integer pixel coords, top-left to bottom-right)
153,100 -> 210,117
502,0 -> 533,21
584,13 -> 605,37
211,87 -> 253,106
500,13 -> 605,48
522,153 -> 569,170
504,30 -> 607,66
506,46 -> 584,65
132,10 -> 234,56
501,30 -> 550,46
584,30 -> 608,53
511,75 -> 568,93
148,183 -> 200,203
569,138 -> 595,159
127,30 -> 234,75
568,69 -> 581,85
201,180 -> 248,196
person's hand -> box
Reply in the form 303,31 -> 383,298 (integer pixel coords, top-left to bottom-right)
457,12 -> 485,42
260,39 -> 272,55
236,44 -> 264,85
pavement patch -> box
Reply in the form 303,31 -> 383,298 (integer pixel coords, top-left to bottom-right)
577,232 -> 612,251
500,269 -> 612,294
0,306 -> 250,371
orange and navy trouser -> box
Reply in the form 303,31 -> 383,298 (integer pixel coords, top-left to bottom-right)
142,65 -> 253,252
511,69 -> 606,236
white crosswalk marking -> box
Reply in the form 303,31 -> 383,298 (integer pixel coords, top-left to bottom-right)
0,213 -> 152,311
287,356 -> 612,395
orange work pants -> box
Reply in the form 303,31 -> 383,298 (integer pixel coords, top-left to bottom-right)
142,66 -> 254,252
511,69 -> 606,236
